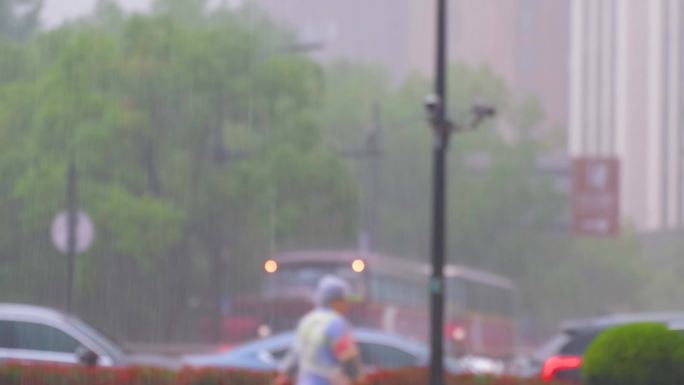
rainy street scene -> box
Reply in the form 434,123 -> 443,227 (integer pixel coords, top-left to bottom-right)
1,0 -> 684,384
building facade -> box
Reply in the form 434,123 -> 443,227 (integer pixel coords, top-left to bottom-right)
249,0 -> 569,129
570,0 -> 684,232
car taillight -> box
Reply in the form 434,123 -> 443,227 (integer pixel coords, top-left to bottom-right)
541,355 -> 583,382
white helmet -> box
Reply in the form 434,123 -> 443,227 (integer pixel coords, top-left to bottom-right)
316,275 -> 351,308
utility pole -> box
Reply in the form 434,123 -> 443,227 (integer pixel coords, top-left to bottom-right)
426,2 -> 496,384
340,104 -> 383,253
65,161 -> 77,313
427,0 -> 449,383
52,161 -> 94,314
210,97 -> 229,343
361,104 -> 382,252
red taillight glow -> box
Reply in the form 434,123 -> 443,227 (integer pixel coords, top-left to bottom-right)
541,355 -> 583,382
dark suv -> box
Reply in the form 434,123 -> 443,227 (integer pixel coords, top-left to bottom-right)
531,312 -> 684,383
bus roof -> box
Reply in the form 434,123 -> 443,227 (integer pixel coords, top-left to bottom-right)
273,250 -> 516,290
274,249 -> 392,264
439,264 -> 516,290
273,249 -> 422,277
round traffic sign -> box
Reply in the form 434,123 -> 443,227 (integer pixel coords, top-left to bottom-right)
51,211 -> 95,254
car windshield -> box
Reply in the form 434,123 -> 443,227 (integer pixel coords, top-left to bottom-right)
558,330 -> 602,356
535,329 -> 602,360
534,333 -> 571,360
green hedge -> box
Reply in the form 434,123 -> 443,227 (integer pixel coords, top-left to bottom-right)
0,365 -> 565,385
674,342 -> 684,383
582,322 -> 684,385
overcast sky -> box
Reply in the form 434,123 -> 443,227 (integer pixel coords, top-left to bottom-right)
42,0 -> 152,27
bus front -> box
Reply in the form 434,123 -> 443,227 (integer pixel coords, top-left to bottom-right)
225,252 -> 368,342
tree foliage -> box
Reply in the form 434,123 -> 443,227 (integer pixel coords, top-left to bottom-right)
319,61 -> 684,341
1,0 -> 681,345
583,323 -> 683,385
0,2 -> 357,342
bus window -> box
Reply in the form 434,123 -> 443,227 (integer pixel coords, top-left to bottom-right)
369,273 -> 417,306
370,275 -> 380,300
447,278 -> 466,306
382,276 -> 394,303
391,278 -> 404,305
409,282 -> 421,307
462,281 -> 514,317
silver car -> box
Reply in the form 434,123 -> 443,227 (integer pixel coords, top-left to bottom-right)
0,303 -> 178,369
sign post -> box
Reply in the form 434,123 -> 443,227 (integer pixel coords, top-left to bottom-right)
51,162 -> 95,312
51,210 -> 95,255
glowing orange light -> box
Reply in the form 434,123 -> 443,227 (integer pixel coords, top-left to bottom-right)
352,259 -> 366,273
264,260 -> 278,273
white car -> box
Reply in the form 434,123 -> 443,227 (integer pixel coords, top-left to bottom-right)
0,303 -> 178,369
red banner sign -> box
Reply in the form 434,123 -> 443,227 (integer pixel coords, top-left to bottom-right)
572,158 -> 620,236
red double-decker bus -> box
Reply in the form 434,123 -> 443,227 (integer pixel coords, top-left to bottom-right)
215,250 -> 517,358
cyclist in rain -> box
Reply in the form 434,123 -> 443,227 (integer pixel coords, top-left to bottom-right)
276,275 -> 363,385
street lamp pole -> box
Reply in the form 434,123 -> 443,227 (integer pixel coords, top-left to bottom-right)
427,2 -> 496,383
428,0 -> 449,385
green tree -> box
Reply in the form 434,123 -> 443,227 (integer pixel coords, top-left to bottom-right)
317,61 -> 672,339
0,3 -> 357,342
322,63 -> 558,269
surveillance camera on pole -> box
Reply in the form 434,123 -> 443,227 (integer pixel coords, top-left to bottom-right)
472,104 -> 496,119
425,94 -> 455,142
426,3 -> 497,385
469,104 -> 497,130
424,93 -> 440,112
424,94 -> 441,128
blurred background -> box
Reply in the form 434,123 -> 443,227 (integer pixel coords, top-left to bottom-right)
1,0 -> 684,365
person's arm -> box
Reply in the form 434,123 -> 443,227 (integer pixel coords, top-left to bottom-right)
330,325 -> 363,382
